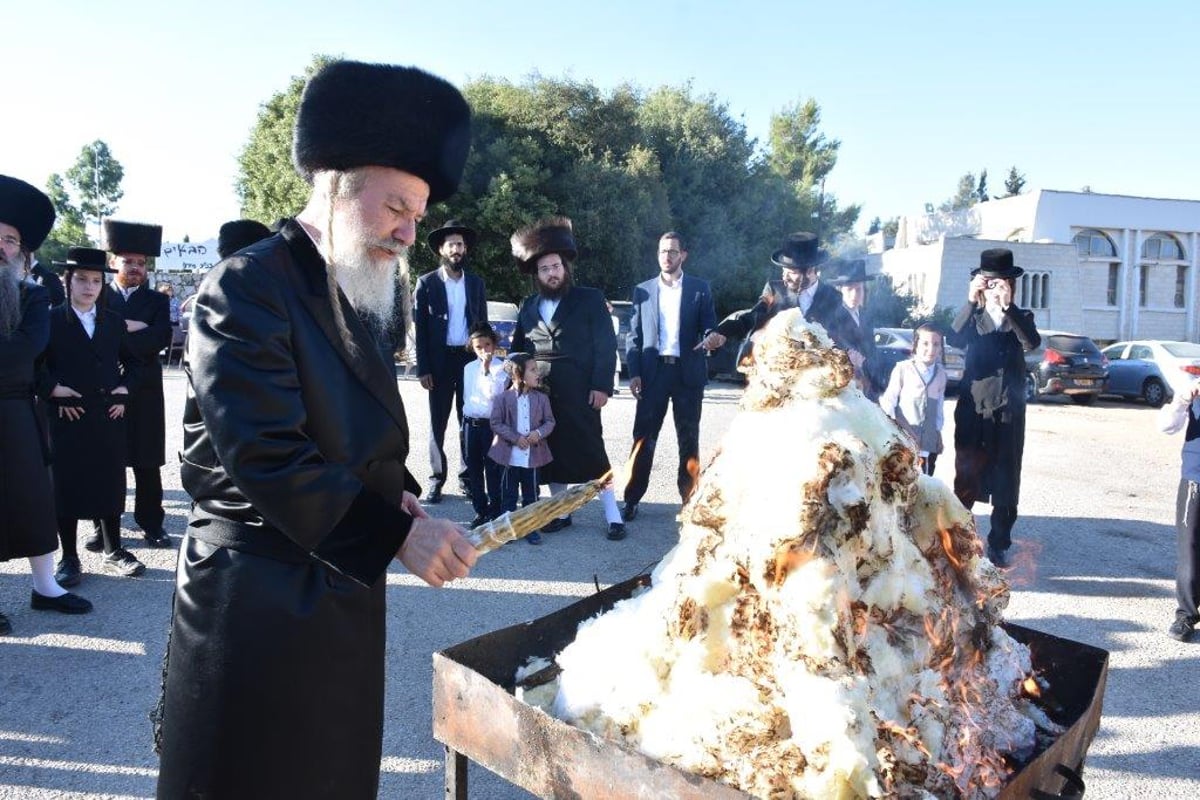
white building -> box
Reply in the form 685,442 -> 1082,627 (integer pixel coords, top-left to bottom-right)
868,190 -> 1200,344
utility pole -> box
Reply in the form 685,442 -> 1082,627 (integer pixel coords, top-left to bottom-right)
93,141 -> 102,244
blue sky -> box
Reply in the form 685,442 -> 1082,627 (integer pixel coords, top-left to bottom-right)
8,1 -> 1198,242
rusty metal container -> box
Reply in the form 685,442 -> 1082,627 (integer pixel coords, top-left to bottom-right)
433,575 -> 1107,799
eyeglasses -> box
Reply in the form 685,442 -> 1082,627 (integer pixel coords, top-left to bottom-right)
0,235 -> 21,248
537,262 -> 564,275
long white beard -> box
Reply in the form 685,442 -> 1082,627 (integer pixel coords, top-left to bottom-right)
324,219 -> 403,326
0,257 -> 24,339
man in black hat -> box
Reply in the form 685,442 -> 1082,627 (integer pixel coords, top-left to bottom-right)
414,219 -> 488,503
716,231 -> 841,342
510,216 -> 626,539
825,257 -> 882,398
91,219 -> 173,550
156,61 -> 477,799
947,247 -> 1040,568
0,176 -> 94,635
620,231 -> 723,523
216,218 -> 273,260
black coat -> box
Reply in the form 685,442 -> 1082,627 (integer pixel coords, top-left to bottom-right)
29,262 -> 65,307
948,303 -> 1040,507
413,267 -> 487,377
716,279 -> 842,339
40,304 -> 138,519
0,283 -> 58,560
103,283 -> 171,467
512,285 -> 616,484
826,304 -> 883,398
158,220 -> 421,798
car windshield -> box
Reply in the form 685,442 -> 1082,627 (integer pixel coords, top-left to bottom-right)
1046,335 -> 1101,356
1162,342 -> 1200,358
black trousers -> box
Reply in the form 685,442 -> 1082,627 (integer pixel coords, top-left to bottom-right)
133,465 -> 165,531
62,514 -> 121,557
623,362 -> 703,507
427,348 -> 473,488
1176,479 -> 1200,624
463,419 -> 501,517
500,464 -> 539,513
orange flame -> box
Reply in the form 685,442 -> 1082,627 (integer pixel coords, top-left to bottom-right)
683,457 -> 701,502
1022,676 -> 1042,698
612,439 -> 645,489
1002,540 -> 1043,586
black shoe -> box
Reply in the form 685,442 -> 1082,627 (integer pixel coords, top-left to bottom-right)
101,549 -> 146,578
469,514 -> 490,528
55,556 -> 82,588
621,502 -> 639,522
607,522 -> 627,541
143,528 -> 172,548
526,531 -> 543,545
31,590 -> 93,615
426,485 -> 443,505
1168,617 -> 1195,642
986,545 -> 1009,569
83,532 -> 104,553
0,612 -> 10,636
540,516 -> 573,534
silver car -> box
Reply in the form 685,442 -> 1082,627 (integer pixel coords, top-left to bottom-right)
1100,340 -> 1200,406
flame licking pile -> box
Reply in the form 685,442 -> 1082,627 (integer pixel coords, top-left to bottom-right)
521,310 -> 1060,799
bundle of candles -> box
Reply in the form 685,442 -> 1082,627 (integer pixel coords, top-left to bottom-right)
466,478 -> 608,554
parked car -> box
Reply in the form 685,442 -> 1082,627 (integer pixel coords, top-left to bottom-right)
1100,340 -> 1200,406
872,327 -> 965,393
609,300 -> 634,377
1024,330 -> 1108,404
487,301 -> 518,354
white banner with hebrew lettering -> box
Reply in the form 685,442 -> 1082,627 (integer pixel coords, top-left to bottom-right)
158,238 -> 219,272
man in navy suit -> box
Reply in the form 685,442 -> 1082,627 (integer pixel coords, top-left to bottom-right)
620,232 -> 724,522
414,220 -> 487,503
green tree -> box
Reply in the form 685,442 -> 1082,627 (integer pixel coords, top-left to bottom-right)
975,169 -> 989,204
939,172 -> 977,212
38,173 -> 91,264
64,140 -> 124,232
1002,166 -> 1026,197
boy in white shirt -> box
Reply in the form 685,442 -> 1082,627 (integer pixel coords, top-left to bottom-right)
461,323 -> 508,527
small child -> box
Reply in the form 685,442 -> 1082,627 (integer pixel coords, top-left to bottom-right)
461,322 -> 508,527
488,353 -> 555,544
879,323 -> 947,476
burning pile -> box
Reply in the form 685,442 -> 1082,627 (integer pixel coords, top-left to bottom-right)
519,310 -> 1059,799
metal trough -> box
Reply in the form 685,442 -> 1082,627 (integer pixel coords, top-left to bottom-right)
433,575 -> 1107,799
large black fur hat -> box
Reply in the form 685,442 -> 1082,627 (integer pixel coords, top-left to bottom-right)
511,217 -> 577,274
217,219 -> 273,259
293,60 -> 472,205
427,219 -> 478,252
0,175 -> 56,251
771,231 -> 827,270
53,246 -> 117,274
103,220 -> 163,257
971,248 -> 1024,279
826,258 -> 877,286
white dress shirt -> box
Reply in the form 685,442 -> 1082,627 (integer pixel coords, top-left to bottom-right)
72,304 -> 98,338
462,356 -> 507,419
111,280 -> 139,301
509,393 -> 532,468
538,297 -> 560,324
441,267 -> 468,346
798,282 -> 818,315
656,276 -> 683,357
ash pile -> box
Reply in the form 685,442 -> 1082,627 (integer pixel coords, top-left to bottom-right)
519,310 -> 1060,799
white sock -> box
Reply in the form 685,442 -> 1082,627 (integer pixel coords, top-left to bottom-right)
29,553 -> 66,598
600,487 -> 622,524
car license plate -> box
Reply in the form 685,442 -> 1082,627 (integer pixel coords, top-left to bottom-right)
1076,379 -> 1095,387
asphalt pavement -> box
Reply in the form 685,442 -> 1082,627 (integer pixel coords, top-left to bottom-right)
1,370 -> 1197,799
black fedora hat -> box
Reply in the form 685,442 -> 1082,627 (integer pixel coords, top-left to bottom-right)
217,219 -> 273,259
427,219 -> 477,252
53,247 -> 117,274
826,258 -> 876,286
771,231 -> 827,270
511,216 -> 577,274
971,248 -> 1024,279
0,175 -> 56,252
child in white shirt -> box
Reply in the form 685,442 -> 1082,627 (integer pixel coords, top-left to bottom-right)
461,323 -> 508,527
880,324 -> 947,476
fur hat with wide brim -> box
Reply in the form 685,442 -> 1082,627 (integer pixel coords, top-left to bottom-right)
427,219 -> 478,252
217,219 -> 273,259
103,220 -> 163,257
53,246 -> 117,274
971,248 -> 1025,279
0,175 -> 56,251
511,217 -> 577,274
771,231 -> 827,270
826,258 -> 877,286
293,60 -> 472,205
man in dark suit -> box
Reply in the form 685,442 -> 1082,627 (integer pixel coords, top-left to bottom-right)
621,232 -> 723,522
825,257 -> 883,399
96,220 -> 172,548
414,220 -> 487,503
716,231 -> 840,342
28,256 -> 65,306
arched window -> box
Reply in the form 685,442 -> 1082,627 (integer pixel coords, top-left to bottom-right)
1073,229 -> 1116,258
1142,233 -> 1185,262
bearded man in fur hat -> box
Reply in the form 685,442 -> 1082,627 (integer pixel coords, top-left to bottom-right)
510,218 -> 626,539
155,61 -> 477,799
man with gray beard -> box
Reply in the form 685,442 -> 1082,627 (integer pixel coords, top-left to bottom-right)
155,61 -> 477,798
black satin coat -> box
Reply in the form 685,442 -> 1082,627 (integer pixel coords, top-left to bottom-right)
103,283 -> 172,468
157,220 -> 421,799
511,285 -> 616,484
